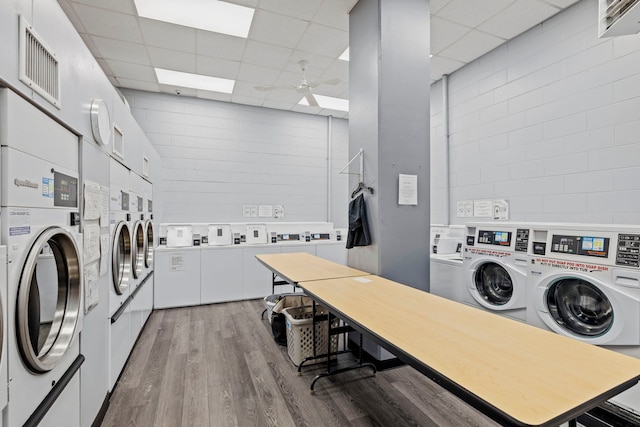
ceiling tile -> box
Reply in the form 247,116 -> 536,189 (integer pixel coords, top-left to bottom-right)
543,0 -> 580,7
233,80 -> 265,97
263,98 -> 298,110
223,0 -> 259,7
196,56 -> 241,80
96,58 -> 115,77
431,15 -> 471,54
296,23 -> 348,58
242,40 -> 293,69
57,1 -> 88,32
71,3 -> 143,43
248,9 -> 309,49
92,36 -> 149,64
140,18 -> 196,53
105,59 -> 157,82
196,30 -> 247,61
79,33 -> 102,58
66,0 -> 135,14
430,56 -> 466,80
286,51 -> 333,74
437,0 -> 515,27
237,63 -> 281,87
438,30 -> 505,63
322,59 -> 349,84
230,94 -> 264,106
147,47 -> 197,73
430,0 -> 453,14
479,0 -> 560,39
115,77 -> 160,92
258,0 -> 323,21
197,90 -> 233,102
311,0 -> 358,31
159,85 -> 197,98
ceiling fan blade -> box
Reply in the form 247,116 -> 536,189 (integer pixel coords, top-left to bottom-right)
309,78 -> 340,88
305,93 -> 319,107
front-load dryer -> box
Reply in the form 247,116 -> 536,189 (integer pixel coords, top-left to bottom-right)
0,88 -> 83,427
462,222 -> 531,322
128,171 -> 146,350
526,223 -> 640,416
108,158 -> 132,392
141,177 -> 154,324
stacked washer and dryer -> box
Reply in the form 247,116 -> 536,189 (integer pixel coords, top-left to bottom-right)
108,157 -> 132,392
141,177 -> 154,324
526,223 -> 640,417
0,89 -> 84,426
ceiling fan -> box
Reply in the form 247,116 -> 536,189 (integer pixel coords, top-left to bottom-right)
255,60 -> 340,107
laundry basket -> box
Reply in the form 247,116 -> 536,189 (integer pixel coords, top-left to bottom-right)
282,305 -> 339,366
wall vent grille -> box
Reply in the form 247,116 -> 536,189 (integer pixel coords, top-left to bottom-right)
113,125 -> 124,159
143,157 -> 150,178
19,16 -> 61,108
605,0 -> 640,29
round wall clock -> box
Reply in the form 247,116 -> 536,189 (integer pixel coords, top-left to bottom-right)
90,98 -> 111,145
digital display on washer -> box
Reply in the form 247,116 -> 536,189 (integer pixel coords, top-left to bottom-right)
477,230 -> 512,246
53,171 -> 78,208
616,234 -> 640,267
550,234 -> 609,258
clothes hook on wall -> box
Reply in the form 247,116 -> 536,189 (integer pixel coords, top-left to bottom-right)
339,148 -> 374,198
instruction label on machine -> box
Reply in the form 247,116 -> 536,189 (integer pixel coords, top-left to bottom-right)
533,258 -> 609,273
170,254 -> 185,272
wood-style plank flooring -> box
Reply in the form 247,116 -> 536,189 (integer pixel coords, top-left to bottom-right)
101,300 -> 501,427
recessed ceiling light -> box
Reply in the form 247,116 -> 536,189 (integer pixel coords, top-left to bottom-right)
135,0 -> 254,38
155,68 -> 235,94
339,47 -> 349,61
299,94 -> 349,112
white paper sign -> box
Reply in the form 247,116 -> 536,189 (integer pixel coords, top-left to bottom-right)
84,261 -> 99,313
83,224 -> 101,264
473,199 -> 493,218
83,180 -> 101,220
258,205 -> 273,218
457,200 -> 474,218
398,174 -> 418,205
170,254 -> 185,272
274,205 -> 285,219
99,233 -> 110,277
100,186 -> 110,227
493,199 -> 510,220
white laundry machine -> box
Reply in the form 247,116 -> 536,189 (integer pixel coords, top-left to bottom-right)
141,178 -> 154,323
526,223 -> 640,416
0,246 -> 8,426
128,171 -> 146,348
462,222 -> 531,322
0,89 -> 83,427
108,158 -> 132,391
430,225 -> 465,302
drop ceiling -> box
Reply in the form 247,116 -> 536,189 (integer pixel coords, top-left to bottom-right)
58,0 -> 581,118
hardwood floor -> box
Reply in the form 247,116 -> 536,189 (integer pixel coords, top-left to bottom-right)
101,300 -> 499,427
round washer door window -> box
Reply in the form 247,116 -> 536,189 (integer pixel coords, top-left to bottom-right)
112,222 -> 131,295
474,262 -> 513,306
17,227 -> 82,373
546,278 -> 613,337
132,221 -> 145,279
144,221 -> 154,268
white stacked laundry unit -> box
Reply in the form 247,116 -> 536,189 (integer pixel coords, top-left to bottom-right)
0,89 -> 83,427
526,223 -> 640,418
430,225 -> 465,302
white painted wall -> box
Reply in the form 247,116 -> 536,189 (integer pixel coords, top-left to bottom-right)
123,89 -> 349,227
431,0 -> 640,225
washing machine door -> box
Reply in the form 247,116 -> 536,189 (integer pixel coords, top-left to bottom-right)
112,221 -> 131,295
144,220 -> 154,269
545,278 -> 613,338
473,261 -> 513,306
132,221 -> 145,279
16,227 -> 82,373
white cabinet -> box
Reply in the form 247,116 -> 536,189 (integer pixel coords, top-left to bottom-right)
154,247 -> 201,308
201,246 -> 243,304
242,246 -> 279,299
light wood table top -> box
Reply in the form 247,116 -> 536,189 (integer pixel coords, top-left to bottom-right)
300,275 -> 640,427
255,252 -> 370,284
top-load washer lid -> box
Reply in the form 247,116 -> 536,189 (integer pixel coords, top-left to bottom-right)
166,225 -> 193,248
546,278 -> 613,337
245,224 -> 267,245
132,221 -> 145,279
208,224 -> 232,246
144,220 -> 154,268
17,227 -> 82,373
474,262 -> 513,306
112,221 -> 132,295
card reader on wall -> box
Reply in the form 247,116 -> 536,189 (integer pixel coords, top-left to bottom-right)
208,224 -> 232,246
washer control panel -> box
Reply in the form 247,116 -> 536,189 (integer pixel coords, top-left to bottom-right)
616,234 -> 640,267
551,234 -> 609,258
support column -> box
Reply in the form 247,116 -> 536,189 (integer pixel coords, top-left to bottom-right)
348,0 -> 430,292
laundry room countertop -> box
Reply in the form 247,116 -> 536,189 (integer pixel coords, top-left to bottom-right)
255,252 -> 370,284
300,274 -> 640,427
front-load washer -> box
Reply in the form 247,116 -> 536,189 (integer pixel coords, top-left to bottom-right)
526,223 -> 640,416
462,222 -> 531,322
0,88 -> 83,427
108,158 -> 132,392
141,178 -> 154,324
0,246 -> 8,424
128,171 -> 146,349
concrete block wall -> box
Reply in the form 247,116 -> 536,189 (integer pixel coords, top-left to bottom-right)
124,89 -> 349,226
431,0 -> 640,225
